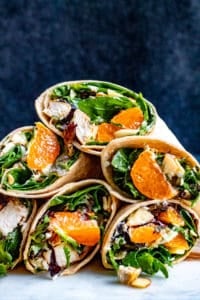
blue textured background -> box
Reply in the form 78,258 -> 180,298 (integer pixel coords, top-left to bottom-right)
0,0 -> 199,158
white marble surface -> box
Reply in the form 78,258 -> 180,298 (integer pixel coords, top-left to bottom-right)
1,257 -> 200,300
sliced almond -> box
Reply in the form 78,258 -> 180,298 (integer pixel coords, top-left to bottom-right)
114,129 -> 139,138
117,265 -> 141,285
131,277 -> 151,288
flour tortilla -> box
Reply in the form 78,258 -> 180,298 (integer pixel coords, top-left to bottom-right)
101,136 -> 199,203
35,80 -> 159,156
101,199 -> 200,269
0,126 -> 102,199
24,179 -> 118,276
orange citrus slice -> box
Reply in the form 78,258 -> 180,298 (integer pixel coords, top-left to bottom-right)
129,223 -> 160,244
50,211 -> 100,246
130,150 -> 177,199
158,206 -> 185,226
111,107 -> 144,129
27,122 -> 60,171
96,123 -> 119,143
164,233 -> 190,254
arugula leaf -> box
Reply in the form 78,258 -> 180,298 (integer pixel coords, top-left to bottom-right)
0,241 -> 13,276
30,215 -> 50,249
49,184 -> 107,213
77,96 -> 134,124
180,209 -> 198,237
82,81 -> 138,99
122,249 -> 169,278
111,148 -> 145,198
51,85 -> 70,99
5,227 -> 22,260
107,249 -> 119,270
0,145 -> 23,179
3,171 -> 58,191
111,149 -> 131,172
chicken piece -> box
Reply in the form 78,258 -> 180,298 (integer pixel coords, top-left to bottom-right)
162,154 -> 185,179
126,207 -> 154,227
73,109 -> 98,144
43,100 -> 71,119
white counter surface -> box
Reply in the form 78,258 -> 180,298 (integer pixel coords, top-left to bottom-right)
0,257 -> 200,300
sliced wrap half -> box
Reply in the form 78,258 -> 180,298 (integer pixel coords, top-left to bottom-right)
0,123 -> 101,198
101,136 -> 200,205
24,179 -> 118,278
0,195 -> 36,276
35,80 -> 158,156
101,199 -> 200,280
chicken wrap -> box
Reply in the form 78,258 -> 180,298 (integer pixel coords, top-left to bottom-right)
101,200 -> 200,281
0,195 -> 36,276
101,136 -> 200,204
35,80 -> 157,156
24,179 -> 118,278
0,123 -> 101,198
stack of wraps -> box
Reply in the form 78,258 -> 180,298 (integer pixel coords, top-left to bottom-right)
0,80 -> 199,286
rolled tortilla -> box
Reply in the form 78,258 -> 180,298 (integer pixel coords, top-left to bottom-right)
0,195 -> 36,276
24,179 -> 118,278
101,199 -> 200,279
0,124 -> 101,198
35,80 -> 158,156
101,136 -> 200,204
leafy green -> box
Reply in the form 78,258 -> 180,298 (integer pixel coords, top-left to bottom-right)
122,248 -> 169,278
112,236 -> 126,253
4,227 -> 22,260
136,93 -> 156,134
0,145 -> 23,179
54,227 -> 80,252
49,184 -> 107,212
51,85 -> 70,99
30,215 -> 50,254
180,209 -> 197,233
77,96 -> 134,124
56,149 -> 79,171
108,249 -> 119,270
63,247 -> 70,268
0,226 -> 22,276
182,166 -> 200,203
3,170 -> 58,191
111,148 -> 145,199
82,81 -> 138,99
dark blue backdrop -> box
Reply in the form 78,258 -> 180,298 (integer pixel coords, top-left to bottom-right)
0,0 -> 199,157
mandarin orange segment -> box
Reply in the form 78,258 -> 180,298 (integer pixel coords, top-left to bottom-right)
129,224 -> 161,244
27,122 -> 60,171
158,207 -> 185,226
130,150 -> 178,199
50,211 -> 100,246
111,107 -> 144,129
164,233 -> 190,253
96,123 -> 119,143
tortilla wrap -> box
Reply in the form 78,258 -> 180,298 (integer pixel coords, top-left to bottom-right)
101,136 -> 199,204
24,179 -> 118,278
101,199 -> 200,274
35,80 -> 158,156
0,195 -> 36,275
0,125 -> 102,199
